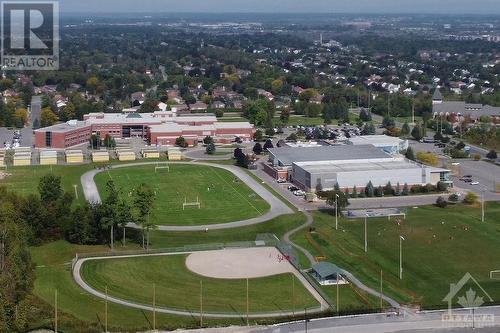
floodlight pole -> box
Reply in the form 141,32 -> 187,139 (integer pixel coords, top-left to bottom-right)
54,289 -> 58,333
336,273 -> 340,314
153,283 -> 156,331
200,280 -> 203,328
481,190 -> 485,222
246,278 -> 249,326
105,286 -> 108,333
335,194 -> 339,230
380,270 -> 383,310
399,236 -> 405,280
292,275 -> 295,317
364,214 -> 368,253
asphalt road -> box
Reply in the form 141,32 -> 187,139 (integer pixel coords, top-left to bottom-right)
252,306 -> 500,333
80,161 -> 293,231
30,95 -> 41,128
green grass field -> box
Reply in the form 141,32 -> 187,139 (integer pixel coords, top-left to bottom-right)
292,203 -> 500,309
0,164 -> 94,204
94,164 -> 270,226
80,254 -> 318,314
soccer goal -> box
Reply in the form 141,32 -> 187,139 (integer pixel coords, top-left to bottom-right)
490,270 -> 500,280
183,196 -> 201,210
155,163 -> 170,173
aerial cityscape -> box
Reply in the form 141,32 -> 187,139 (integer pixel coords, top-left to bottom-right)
0,1 -> 499,333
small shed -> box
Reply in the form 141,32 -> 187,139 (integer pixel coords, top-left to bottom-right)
310,262 -> 347,286
92,151 -> 110,163
0,150 -> 5,167
116,149 -> 136,161
167,148 -> 182,161
13,152 -> 32,166
65,150 -> 84,164
141,149 -> 160,159
40,150 -> 58,165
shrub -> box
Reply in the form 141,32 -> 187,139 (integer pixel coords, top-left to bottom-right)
375,186 -> 384,197
417,151 -> 439,167
351,186 -> 358,198
436,196 -> 448,208
384,181 -> 394,196
206,143 -> 216,155
394,182 -> 401,196
214,109 -> 224,118
448,193 -> 460,202
402,183 -> 409,196
437,181 -> 448,192
463,192 -> 479,205
424,183 -> 436,193
411,185 -> 424,194
473,154 -> 481,161
486,150 -> 497,160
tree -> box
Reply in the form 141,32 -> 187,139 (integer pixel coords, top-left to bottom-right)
206,142 -> 216,155
203,136 -> 214,145
133,183 -> 156,249
265,126 -> 275,137
486,150 -> 497,160
100,180 -> 120,251
117,199 -> 134,247
38,174 -> 63,203
417,151 -> 439,167
359,109 -> 372,122
315,180 -> 323,193
375,186 -> 384,197
103,134 -> 116,149
263,139 -> 274,151
405,147 -> 416,161
40,107 -> 58,127
14,108 -> 28,127
402,183 -> 409,196
411,123 -> 424,141
463,192 -> 478,205
384,181 -> 394,196
253,142 -> 263,155
382,116 -> 395,129
395,182 -> 401,196
286,133 -> 298,142
234,148 -> 248,168
175,136 -> 188,148
351,186 -> 358,198
253,130 -> 264,142
401,122 -> 410,136
436,196 -> 448,208
90,134 -> 100,149
365,181 -> 374,197
326,190 -> 350,213
214,109 -> 224,118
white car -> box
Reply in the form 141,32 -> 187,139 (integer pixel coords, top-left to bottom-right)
471,181 -> 480,185
451,162 -> 460,166
293,190 -> 305,196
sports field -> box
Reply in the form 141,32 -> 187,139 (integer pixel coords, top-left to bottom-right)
293,203 -> 500,309
94,164 -> 270,226
80,252 -> 319,314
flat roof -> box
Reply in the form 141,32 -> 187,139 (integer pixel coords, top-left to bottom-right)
348,135 -> 404,146
40,151 -> 58,157
295,159 -> 422,174
35,121 -> 89,133
268,145 -> 391,166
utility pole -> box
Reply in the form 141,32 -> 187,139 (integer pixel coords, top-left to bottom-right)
200,280 -> 203,328
481,190 -> 485,222
111,224 -> 114,252
292,275 -> 295,317
336,273 -> 340,314
246,278 -> 249,326
73,184 -> 78,199
153,283 -> 156,331
364,214 -> 368,253
387,94 -> 390,118
399,236 -> 405,280
335,194 -> 339,230
412,99 -> 415,125
105,286 -> 108,333
380,270 -> 383,310
54,290 -> 58,333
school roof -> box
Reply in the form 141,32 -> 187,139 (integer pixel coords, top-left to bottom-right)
348,135 -> 404,147
268,145 -> 391,166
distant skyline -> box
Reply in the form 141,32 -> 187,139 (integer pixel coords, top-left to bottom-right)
59,0 -> 500,15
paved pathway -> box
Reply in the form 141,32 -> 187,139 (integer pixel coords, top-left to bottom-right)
80,161 -> 293,231
72,252 -> 326,319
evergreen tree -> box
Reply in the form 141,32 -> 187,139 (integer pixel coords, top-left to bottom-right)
395,182 -> 401,196
365,181 -> 374,197
405,147 -> 416,161
384,181 -> 394,196
253,142 -> 263,155
401,122 -> 410,136
411,123 -> 424,141
351,186 -> 358,198
402,183 -> 410,196
206,142 -> 216,155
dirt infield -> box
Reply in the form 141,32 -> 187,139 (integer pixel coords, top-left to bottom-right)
185,247 -> 295,279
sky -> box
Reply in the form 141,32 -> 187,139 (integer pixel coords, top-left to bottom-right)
59,0 -> 500,15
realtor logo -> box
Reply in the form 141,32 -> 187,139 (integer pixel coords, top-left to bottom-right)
442,272 -> 495,328
1,1 -> 59,70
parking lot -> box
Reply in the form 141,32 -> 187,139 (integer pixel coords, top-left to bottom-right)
0,127 -> 33,149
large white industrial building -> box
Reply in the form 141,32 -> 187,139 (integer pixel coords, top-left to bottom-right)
267,145 -> 450,192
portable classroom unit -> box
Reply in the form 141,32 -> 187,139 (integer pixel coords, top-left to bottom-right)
39,150 -> 58,165
141,149 -> 160,159
13,152 -> 32,166
92,151 -> 110,163
65,150 -> 84,164
0,152 -> 5,167
167,148 -> 182,161
116,149 -> 136,161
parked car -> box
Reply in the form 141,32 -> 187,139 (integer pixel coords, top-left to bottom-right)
277,178 -> 287,184
463,175 -> 473,178
451,162 -> 460,166
293,190 -> 305,196
463,179 -> 473,183
288,185 -> 299,191
471,181 -> 480,185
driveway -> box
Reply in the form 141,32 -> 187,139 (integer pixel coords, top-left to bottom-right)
80,161 -> 293,231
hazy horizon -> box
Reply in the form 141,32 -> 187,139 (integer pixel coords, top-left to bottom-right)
58,0 -> 500,15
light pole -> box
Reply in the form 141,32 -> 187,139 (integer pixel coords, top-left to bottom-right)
481,189 -> 485,222
364,214 -> 368,253
399,236 -> 405,280
335,194 -> 339,230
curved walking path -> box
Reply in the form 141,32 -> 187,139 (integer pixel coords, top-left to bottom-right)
72,251 -> 327,319
81,161 -> 293,231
